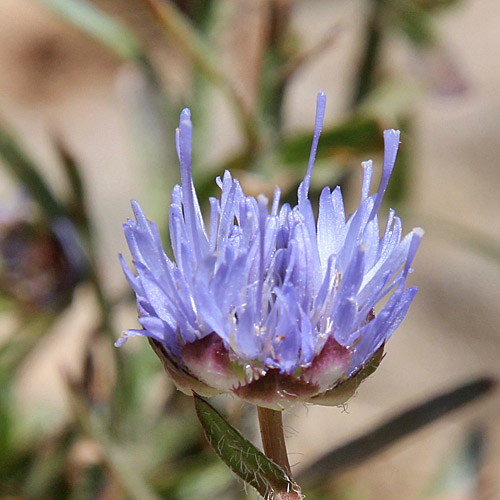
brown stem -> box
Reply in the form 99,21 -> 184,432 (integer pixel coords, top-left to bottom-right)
257,406 -> 292,476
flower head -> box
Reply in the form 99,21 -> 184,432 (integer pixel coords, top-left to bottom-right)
119,92 -> 423,409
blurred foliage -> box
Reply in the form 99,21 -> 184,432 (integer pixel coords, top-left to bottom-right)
0,0 -> 496,499
425,426 -> 485,500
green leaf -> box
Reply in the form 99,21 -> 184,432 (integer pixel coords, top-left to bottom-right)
32,0 -> 143,61
0,126 -> 65,220
298,378 -> 495,488
414,0 -> 463,11
0,379 -> 14,463
194,395 -> 300,499
54,140 -> 86,222
388,0 -> 437,47
280,116 -> 383,167
358,80 -> 423,123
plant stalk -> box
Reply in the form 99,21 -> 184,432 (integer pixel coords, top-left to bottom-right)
257,406 -> 292,477
258,406 -> 304,499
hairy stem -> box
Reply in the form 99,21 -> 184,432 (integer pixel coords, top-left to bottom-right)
257,406 -> 292,476
258,407 -> 304,499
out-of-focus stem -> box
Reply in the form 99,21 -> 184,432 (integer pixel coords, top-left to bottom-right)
66,376 -> 163,500
145,0 -> 260,158
352,0 -> 385,107
277,25 -> 341,86
260,0 -> 294,135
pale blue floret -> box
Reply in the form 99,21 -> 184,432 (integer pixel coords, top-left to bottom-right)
119,92 -> 423,379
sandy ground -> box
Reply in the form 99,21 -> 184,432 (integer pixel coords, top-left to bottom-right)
0,1 -> 499,499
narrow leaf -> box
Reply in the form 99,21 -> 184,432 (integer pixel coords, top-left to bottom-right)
0,127 -> 64,220
194,395 -> 300,499
32,0 -> 143,61
54,140 -> 85,218
389,0 -> 437,47
280,116 -> 383,166
52,139 -> 95,252
298,377 -> 495,487
417,0 -> 463,10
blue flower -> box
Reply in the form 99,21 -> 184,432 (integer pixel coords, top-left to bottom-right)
119,92 -> 423,410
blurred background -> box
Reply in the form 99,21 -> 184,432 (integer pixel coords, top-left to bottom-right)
0,0 -> 499,499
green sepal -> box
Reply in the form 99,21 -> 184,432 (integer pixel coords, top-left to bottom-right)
309,346 -> 384,406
